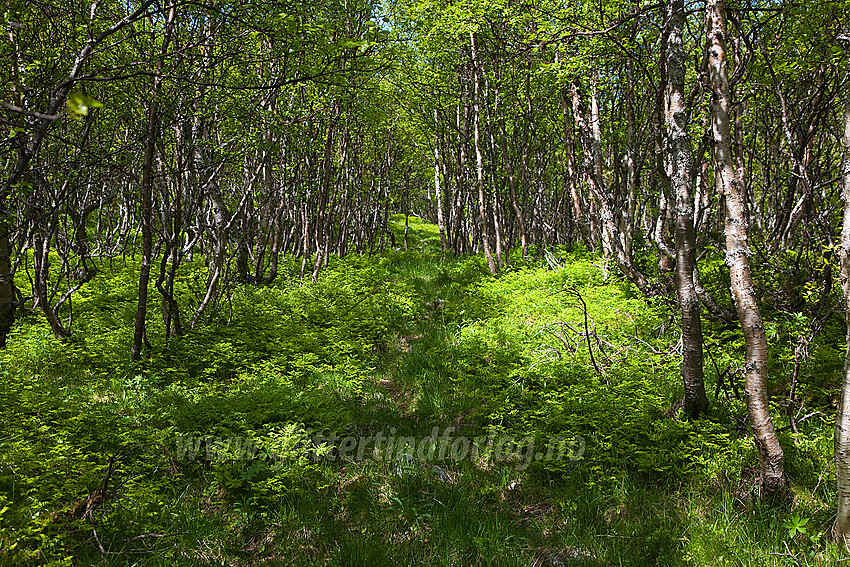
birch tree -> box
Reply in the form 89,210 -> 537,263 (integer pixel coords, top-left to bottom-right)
665,0 -> 708,417
834,75 -> 850,547
707,0 -> 784,497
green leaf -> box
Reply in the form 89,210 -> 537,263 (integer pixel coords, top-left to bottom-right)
784,512 -> 809,538
66,92 -> 103,117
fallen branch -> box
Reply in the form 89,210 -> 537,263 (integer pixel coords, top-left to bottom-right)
564,287 -> 605,381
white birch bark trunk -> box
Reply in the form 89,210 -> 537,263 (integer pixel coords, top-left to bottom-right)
707,0 -> 784,496
834,85 -> 850,545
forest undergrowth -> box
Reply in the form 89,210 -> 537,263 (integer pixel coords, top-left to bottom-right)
0,217 -> 846,566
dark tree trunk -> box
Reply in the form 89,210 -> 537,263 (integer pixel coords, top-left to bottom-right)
131,107 -> 156,360
132,4 -> 175,360
665,0 -> 708,417
469,32 -> 498,275
0,219 -> 14,348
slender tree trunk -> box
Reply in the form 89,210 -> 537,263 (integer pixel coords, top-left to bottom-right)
263,168 -> 286,284
622,62 -> 638,261
493,191 -> 505,268
300,187 -> 311,278
192,184 -> 230,328
708,0 -> 784,497
498,110 -> 528,258
588,77 -> 615,266
156,176 -> 183,337
441,144 -> 454,251
559,89 -> 588,248
433,115 -> 447,252
834,85 -> 850,547
132,4 -> 175,360
454,100 -> 469,255
666,0 -> 708,417
0,215 -> 12,348
470,32 -> 497,275
131,102 -> 157,358
572,80 -> 650,293
33,228 -> 70,339
312,119 -> 335,282
483,71 -> 504,268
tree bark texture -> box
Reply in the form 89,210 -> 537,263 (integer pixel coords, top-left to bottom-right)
132,5 -> 176,360
434,110 -> 447,251
0,218 -> 13,348
834,85 -> 850,546
707,0 -> 784,497
470,31 -> 498,275
665,0 -> 708,417
571,81 -> 650,294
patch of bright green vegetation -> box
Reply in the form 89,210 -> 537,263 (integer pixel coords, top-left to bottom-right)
388,213 -> 443,253
0,235 -> 845,565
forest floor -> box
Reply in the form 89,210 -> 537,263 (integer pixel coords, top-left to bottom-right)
0,217 -> 846,566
